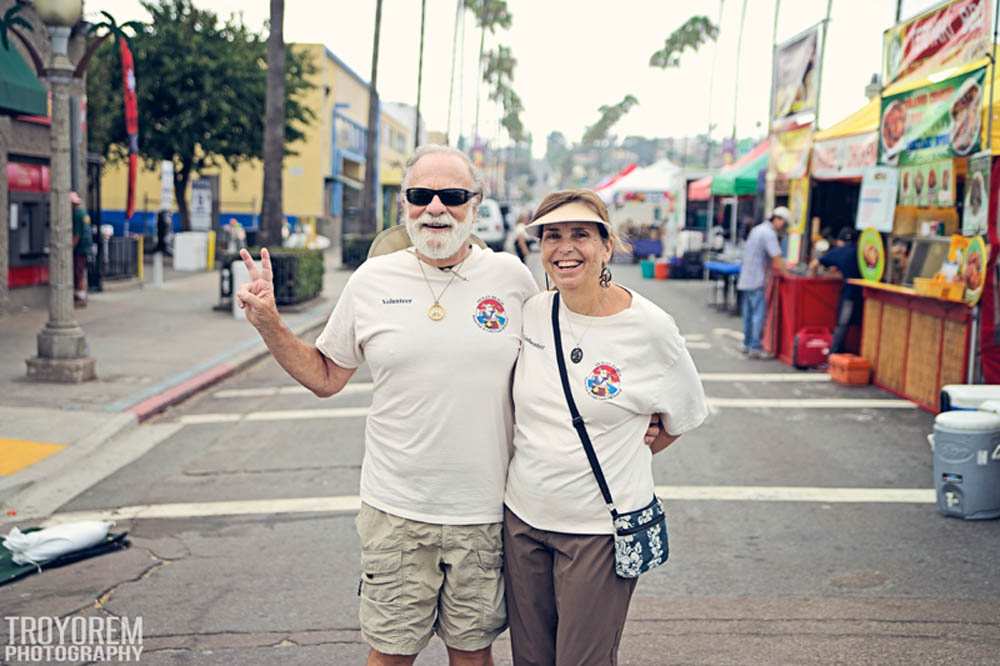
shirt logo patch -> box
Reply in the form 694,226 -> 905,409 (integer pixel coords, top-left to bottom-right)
473,296 -> 508,332
585,363 -> 622,400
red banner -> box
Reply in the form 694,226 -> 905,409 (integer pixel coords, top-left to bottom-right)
883,0 -> 991,86
119,37 -> 139,220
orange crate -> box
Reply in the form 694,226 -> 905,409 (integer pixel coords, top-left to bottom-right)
829,353 -> 871,385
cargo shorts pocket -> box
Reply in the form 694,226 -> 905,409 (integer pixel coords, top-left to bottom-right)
476,550 -> 506,629
360,550 -> 403,603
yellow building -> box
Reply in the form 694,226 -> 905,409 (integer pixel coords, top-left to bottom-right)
100,44 -> 410,238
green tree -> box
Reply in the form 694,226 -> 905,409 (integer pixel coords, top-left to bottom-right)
482,45 -> 525,142
581,95 -> 639,145
649,16 -> 719,69
86,0 -> 314,230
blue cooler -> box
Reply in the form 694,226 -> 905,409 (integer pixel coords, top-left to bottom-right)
932,411 -> 1000,520
939,385 -> 1000,412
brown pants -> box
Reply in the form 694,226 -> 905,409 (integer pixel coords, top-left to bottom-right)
503,507 -> 637,666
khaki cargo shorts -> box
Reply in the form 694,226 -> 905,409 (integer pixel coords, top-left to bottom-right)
355,503 -> 507,655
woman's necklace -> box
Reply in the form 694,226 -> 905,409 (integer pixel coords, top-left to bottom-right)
562,290 -> 607,364
416,252 -> 467,321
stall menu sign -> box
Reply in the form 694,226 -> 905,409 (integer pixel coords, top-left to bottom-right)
963,151 -> 990,236
879,66 -> 985,166
882,0 -> 991,87
771,25 -> 820,130
897,159 -> 955,207
855,166 -> 899,233
811,132 -> 878,180
787,177 -> 810,235
770,124 -> 813,180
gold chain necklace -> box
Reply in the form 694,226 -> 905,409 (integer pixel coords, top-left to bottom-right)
415,252 -> 468,321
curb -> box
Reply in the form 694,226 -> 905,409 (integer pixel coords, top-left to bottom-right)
127,314 -> 331,423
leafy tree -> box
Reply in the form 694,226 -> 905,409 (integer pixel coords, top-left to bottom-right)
581,95 -> 639,145
649,16 -> 719,69
86,0 -> 314,229
482,45 -> 525,142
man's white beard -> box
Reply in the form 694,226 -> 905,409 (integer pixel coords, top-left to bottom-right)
405,211 -> 473,260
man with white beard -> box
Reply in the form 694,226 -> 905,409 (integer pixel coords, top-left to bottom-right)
237,144 -> 537,666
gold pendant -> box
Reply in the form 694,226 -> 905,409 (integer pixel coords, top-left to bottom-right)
427,303 -> 446,321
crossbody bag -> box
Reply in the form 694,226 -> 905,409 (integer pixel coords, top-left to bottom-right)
550,291 -> 669,578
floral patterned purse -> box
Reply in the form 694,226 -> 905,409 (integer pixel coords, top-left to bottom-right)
551,293 -> 669,579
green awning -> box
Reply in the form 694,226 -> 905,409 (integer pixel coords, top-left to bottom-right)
710,150 -> 768,196
0,43 -> 46,117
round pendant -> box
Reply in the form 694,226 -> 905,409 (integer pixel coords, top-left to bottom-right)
427,303 -> 446,321
570,347 -> 583,364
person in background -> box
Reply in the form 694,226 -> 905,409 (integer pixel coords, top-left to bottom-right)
737,207 -> 790,358
513,210 -> 532,263
810,227 -> 862,354
71,191 -> 92,308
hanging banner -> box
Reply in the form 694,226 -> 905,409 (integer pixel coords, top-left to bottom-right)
811,132 -> 878,180
119,37 -> 140,221
770,124 -> 814,180
898,159 -> 955,207
963,151 -> 991,235
856,166 -> 899,233
787,177 -> 810,235
879,65 -> 985,166
771,24 -> 821,130
964,235 -> 989,304
882,0 -> 991,87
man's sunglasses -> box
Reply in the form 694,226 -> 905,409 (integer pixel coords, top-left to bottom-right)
405,188 -> 480,207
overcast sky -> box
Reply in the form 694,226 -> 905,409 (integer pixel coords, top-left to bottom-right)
93,0 -> 947,155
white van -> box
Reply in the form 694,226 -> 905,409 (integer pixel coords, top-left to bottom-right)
474,198 -> 506,251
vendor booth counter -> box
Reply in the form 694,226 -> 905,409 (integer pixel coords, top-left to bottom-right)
763,272 -> 857,365
849,280 -> 970,413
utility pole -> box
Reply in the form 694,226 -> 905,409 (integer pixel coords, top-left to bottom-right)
414,0 -> 426,150
361,0 -> 383,235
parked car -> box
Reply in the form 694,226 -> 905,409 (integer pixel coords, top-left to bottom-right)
474,198 -> 506,251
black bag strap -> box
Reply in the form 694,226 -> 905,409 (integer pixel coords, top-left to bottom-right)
551,291 -> 618,518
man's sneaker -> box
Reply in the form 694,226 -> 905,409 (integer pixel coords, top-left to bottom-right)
738,345 -> 749,355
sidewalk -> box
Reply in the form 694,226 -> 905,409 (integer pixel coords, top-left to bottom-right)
0,251 -> 351,520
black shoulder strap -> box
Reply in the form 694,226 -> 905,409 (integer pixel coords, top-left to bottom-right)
551,291 -> 618,517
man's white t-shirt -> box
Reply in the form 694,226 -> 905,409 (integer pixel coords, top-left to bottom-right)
505,289 -> 708,534
316,245 -> 537,525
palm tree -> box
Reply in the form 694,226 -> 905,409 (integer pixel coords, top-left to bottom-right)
260,0 -> 286,248
464,0 -> 511,143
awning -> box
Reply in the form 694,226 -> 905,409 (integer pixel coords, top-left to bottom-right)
814,98 -> 879,141
688,139 -> 771,201
0,44 -> 46,117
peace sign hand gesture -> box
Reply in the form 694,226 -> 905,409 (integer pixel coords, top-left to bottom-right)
237,248 -> 280,333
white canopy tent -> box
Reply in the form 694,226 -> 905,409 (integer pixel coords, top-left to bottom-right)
596,159 -> 683,203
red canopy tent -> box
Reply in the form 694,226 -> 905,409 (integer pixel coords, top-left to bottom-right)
593,163 -> 637,192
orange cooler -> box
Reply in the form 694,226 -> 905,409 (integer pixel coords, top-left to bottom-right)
829,353 -> 872,385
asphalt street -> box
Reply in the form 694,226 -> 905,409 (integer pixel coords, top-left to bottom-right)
4,262 -> 1000,665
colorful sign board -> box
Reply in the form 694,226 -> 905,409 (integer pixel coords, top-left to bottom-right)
897,159 -> 955,207
771,124 -> 814,179
964,235 -> 988,304
858,227 -> 886,282
787,177 -> 810,235
771,25 -> 821,129
882,0 -> 991,87
856,166 -> 899,233
811,132 -> 878,180
963,151 -> 991,236
879,66 -> 986,166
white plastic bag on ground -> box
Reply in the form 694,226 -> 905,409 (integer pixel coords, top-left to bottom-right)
2,521 -> 113,566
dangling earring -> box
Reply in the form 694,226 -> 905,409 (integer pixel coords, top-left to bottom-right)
599,263 -> 612,288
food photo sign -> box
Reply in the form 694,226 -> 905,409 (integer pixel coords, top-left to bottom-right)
880,66 -> 986,166
963,151 -> 991,236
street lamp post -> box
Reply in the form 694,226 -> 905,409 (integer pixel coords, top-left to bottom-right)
25,0 -> 96,383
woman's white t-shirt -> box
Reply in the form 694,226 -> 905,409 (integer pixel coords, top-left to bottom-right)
505,289 -> 708,534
